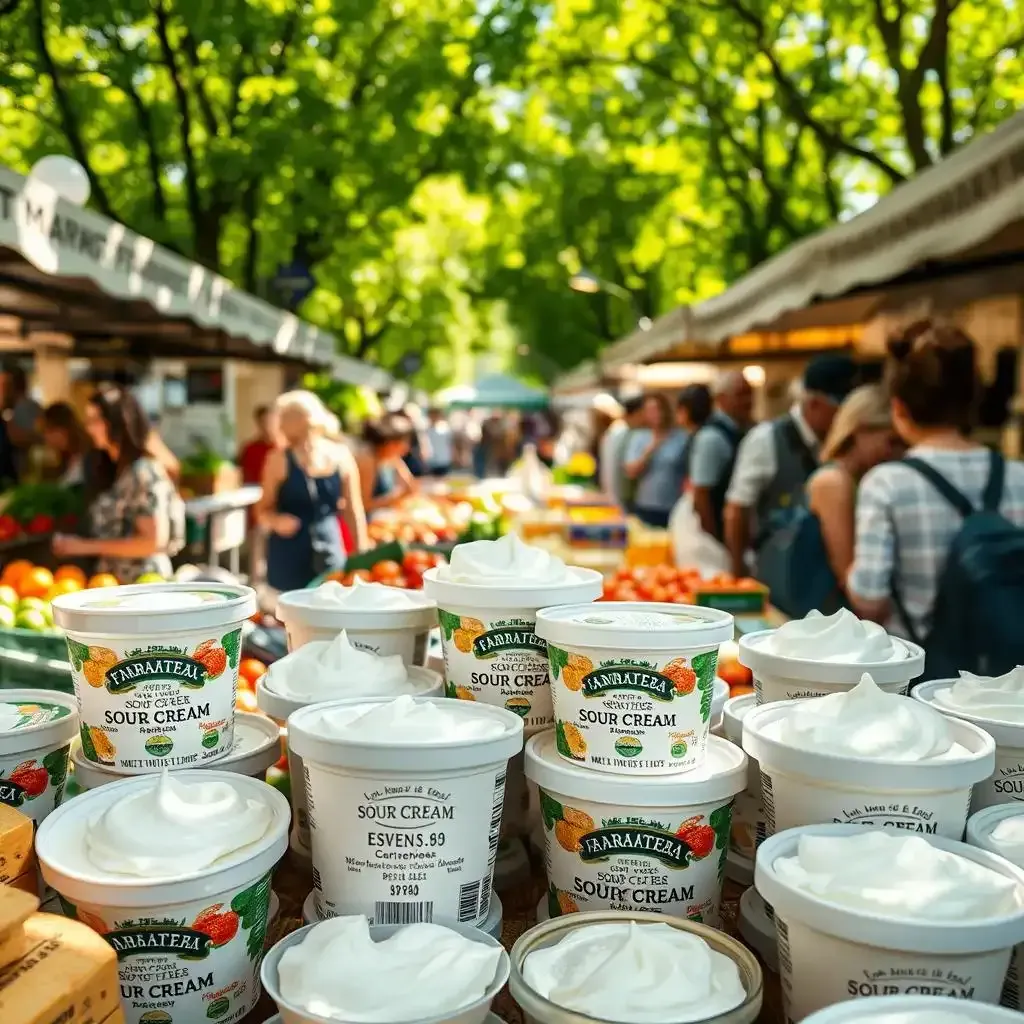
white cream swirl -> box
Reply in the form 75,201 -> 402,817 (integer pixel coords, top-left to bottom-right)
767,673 -> 962,760
437,533 -> 578,585
85,771 -> 274,876
276,916 -> 502,1022
522,921 -> 746,1023
989,814 -> 1024,866
766,609 -> 903,663
266,630 -> 414,701
773,832 -> 1022,920
310,694 -> 507,743
930,666 -> 1024,724
304,578 -> 430,610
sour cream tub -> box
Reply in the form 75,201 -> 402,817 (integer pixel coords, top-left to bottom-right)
966,802 -> 1024,1009
534,603 -> 734,776
262,920 -> 510,1024
743,699 -> 995,842
509,910 -> 763,1024
423,566 -> 603,735
525,729 -> 746,926
915,678 -> 1024,812
711,677 -> 729,733
71,711 -> 281,788
288,696 -> 523,928
739,630 -> 924,705
721,693 -> 764,863
52,583 -> 256,773
801,995 -> 1024,1022
755,823 -> 1024,1021
257,665 -> 443,857
36,771 -> 290,1024
275,585 -> 437,664
0,689 -> 78,824
738,886 -> 778,973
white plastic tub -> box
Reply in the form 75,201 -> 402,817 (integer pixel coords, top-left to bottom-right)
738,886 -> 778,974
801,994 -> 1024,1022
721,693 -> 764,863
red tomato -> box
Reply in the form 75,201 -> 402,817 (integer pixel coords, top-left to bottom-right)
372,559 -> 403,582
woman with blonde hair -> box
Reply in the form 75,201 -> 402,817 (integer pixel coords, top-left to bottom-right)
256,390 -> 368,592
806,384 -> 896,590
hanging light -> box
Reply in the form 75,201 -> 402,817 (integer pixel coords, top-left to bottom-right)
28,155 -> 90,207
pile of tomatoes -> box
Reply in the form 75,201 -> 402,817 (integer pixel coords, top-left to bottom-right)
234,656 -> 269,714
601,565 -> 762,605
325,549 -> 447,591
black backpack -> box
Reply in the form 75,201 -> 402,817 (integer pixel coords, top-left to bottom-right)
892,450 -> 1024,680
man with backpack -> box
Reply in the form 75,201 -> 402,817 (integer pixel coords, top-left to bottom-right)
687,371 -> 754,540
723,354 -> 858,581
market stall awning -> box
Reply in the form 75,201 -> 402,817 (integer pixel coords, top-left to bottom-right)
689,111 -> 1024,344
331,353 -> 392,390
442,373 -> 548,410
551,360 -> 600,395
0,165 -> 339,366
600,306 -> 692,369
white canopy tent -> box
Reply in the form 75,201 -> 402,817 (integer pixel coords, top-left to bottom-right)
439,373 -> 548,409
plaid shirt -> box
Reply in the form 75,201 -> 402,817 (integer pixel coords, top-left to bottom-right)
848,447 -> 1024,640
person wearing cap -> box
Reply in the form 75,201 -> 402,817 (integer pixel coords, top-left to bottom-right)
723,354 -> 859,577
686,372 -> 754,540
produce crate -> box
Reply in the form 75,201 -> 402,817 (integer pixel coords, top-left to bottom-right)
692,584 -> 769,615
0,626 -> 67,662
0,646 -> 73,693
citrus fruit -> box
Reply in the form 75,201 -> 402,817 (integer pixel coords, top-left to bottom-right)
46,578 -> 82,602
238,658 -> 267,686
1,560 -> 32,589
54,565 -> 87,587
87,573 -> 120,589
135,572 -> 165,584
17,567 -> 53,599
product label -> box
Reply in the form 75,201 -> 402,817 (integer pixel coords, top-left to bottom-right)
67,627 -> 241,771
777,912 -> 1012,1021
754,675 -> 909,705
438,607 -> 551,730
0,736 -> 70,822
305,762 -> 505,926
345,628 -> 430,668
538,787 -> 731,925
1003,946 -> 1020,1010
970,748 -> 1024,812
548,644 -> 718,774
760,768 -> 972,845
62,871 -> 272,1024
729,759 -> 764,861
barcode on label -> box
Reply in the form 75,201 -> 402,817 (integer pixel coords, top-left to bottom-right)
458,879 -> 485,922
775,916 -> 793,977
1001,954 -> 1019,1008
754,676 -> 764,703
487,771 -> 506,870
303,768 -> 317,830
312,866 -> 323,893
373,901 -> 434,925
759,770 -> 775,840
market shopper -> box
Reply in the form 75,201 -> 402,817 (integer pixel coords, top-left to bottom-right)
52,386 -> 179,581
257,390 -> 367,593
239,405 -> 278,485
40,402 -> 88,486
424,406 -> 454,476
591,394 -> 626,499
723,354 -> 858,576
0,364 -> 40,479
357,413 -> 419,511
687,372 -> 753,540
622,393 -> 689,528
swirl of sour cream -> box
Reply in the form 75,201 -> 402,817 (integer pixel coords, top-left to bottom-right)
766,609 -> 903,663
989,814 -> 1024,866
436,533 -> 578,586
522,921 -> 746,1023
309,694 -> 507,743
304,578 -> 430,610
85,771 -> 273,876
276,916 -> 503,1022
767,673 -> 962,761
930,666 -> 1024,724
265,630 -> 413,702
773,832 -> 1022,921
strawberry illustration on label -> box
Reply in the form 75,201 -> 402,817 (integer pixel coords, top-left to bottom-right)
663,659 -> 697,695
675,815 -> 715,859
8,760 -> 48,798
194,643 -> 228,678
192,904 -> 240,947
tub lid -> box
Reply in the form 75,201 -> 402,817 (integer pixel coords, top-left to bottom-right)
721,692 -> 756,746
524,730 -> 746,806
535,602 -> 734,650
966,803 -> 1024,868
0,689 -> 78,754
52,583 -> 257,635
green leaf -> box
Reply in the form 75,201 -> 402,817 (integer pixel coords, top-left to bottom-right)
78,725 -> 97,763
547,644 -> 569,680
555,720 -> 572,760
695,650 -> 718,723
438,610 -> 461,641
231,870 -> 273,962
42,745 -> 69,788
221,629 -> 242,670
547,883 -> 562,919
67,640 -> 89,672
539,789 -> 564,831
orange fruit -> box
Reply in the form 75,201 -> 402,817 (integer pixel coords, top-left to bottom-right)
86,573 -> 119,589
18,567 -> 54,599
238,658 -> 267,686
235,690 -> 258,713
1,560 -> 33,589
46,578 -> 82,602
55,565 -> 87,587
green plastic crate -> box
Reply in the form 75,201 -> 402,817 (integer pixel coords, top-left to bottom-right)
0,625 -> 68,661
0,646 -> 73,693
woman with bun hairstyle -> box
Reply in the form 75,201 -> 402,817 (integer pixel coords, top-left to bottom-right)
357,413 -> 419,512
256,390 -> 368,592
847,320 -> 1024,640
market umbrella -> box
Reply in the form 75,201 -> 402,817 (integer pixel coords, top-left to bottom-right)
442,373 -> 549,410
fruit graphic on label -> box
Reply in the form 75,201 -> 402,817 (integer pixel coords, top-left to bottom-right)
80,724 -> 116,763
554,819 -> 586,853
663,658 -> 697,695
192,903 -> 240,947
548,884 -> 580,917
452,628 -> 473,653
194,643 -> 228,678
562,806 -> 595,832
82,660 -> 106,687
140,1012 -> 172,1024
555,720 -> 586,761
88,646 -> 117,668
504,697 -> 531,717
560,653 -> 594,693
8,760 -> 48,797
454,686 -> 475,701
460,616 -> 485,639
676,815 -> 716,859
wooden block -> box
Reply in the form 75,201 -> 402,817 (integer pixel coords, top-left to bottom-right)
0,806 -> 34,886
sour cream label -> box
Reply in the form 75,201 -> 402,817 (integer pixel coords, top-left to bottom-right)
438,608 -> 551,730
974,749 -> 1024,811
66,625 -> 241,771
537,788 -> 732,925
0,701 -> 72,821
61,872 -> 272,1024
547,643 -> 719,774
305,762 -> 506,927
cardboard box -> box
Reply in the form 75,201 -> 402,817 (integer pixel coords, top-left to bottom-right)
0,913 -> 122,1024
0,887 -> 37,971
0,806 -> 34,886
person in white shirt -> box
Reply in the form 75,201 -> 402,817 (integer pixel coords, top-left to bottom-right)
723,355 -> 858,577
424,407 -> 454,477
591,394 -> 626,500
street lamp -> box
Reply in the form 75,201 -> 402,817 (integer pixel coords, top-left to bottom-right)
568,269 -> 652,330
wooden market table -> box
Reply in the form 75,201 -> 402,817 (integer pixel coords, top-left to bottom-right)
244,849 -> 784,1024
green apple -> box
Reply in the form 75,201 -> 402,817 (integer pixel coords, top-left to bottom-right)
0,605 -> 15,629
0,585 -> 17,609
17,597 -> 46,614
15,608 -> 47,632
